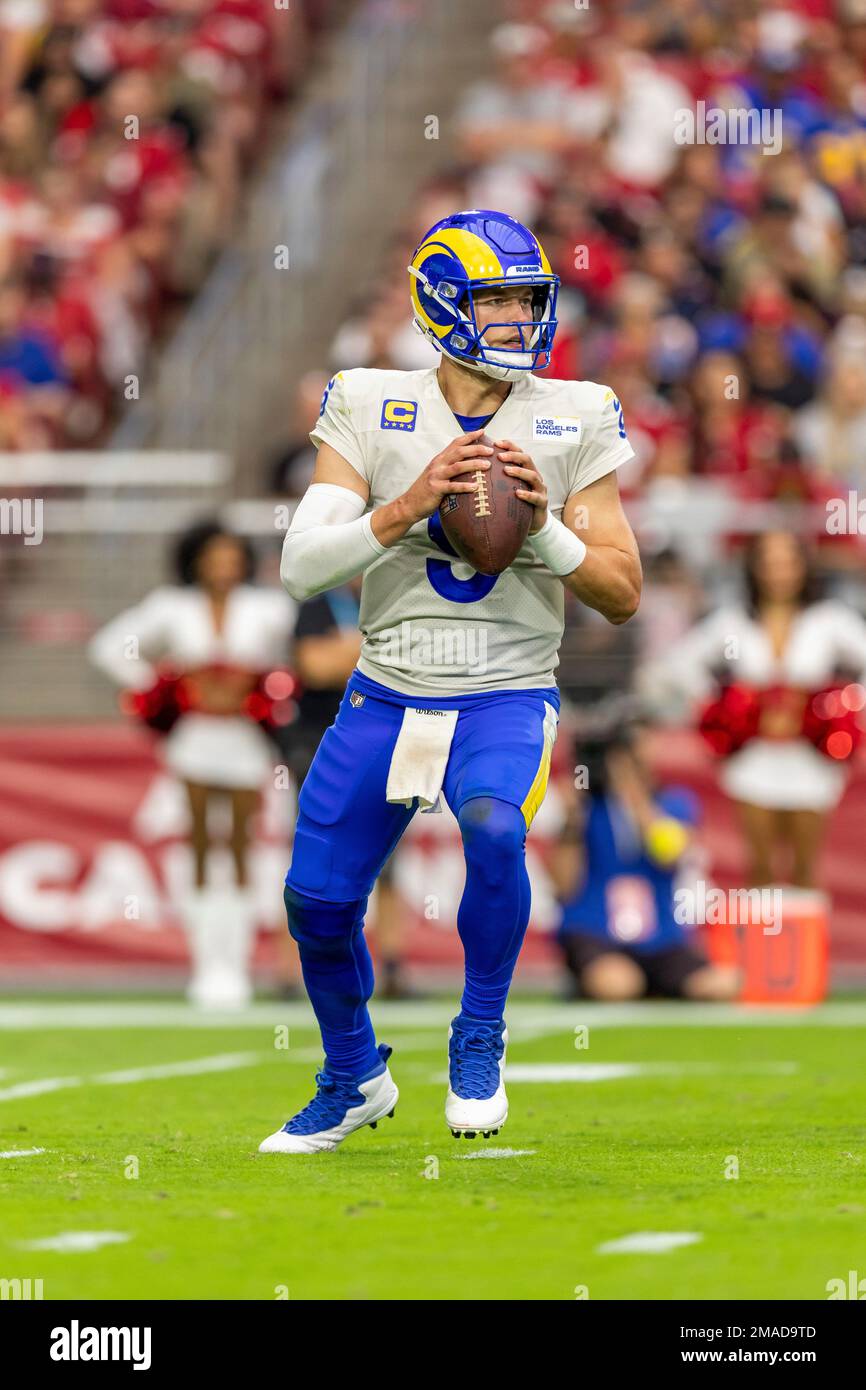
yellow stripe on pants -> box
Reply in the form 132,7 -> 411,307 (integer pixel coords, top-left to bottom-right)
520,701 -> 559,832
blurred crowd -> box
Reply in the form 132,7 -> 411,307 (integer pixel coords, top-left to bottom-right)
270,0 -> 866,651
6,0 -> 865,993
0,0 -> 335,449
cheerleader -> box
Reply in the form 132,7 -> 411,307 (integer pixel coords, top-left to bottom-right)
643,531 -> 866,888
89,520 -> 296,1007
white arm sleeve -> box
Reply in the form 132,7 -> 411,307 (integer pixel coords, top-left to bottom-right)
280,483 -> 387,602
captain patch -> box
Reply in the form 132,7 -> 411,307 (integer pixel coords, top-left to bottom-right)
381,399 -> 418,431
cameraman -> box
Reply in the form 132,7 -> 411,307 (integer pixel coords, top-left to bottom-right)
551,724 -> 739,1001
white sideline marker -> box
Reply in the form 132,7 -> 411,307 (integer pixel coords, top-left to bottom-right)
16,1231 -> 130,1253
0,1147 -> 46,1158
598,1232 -> 703,1255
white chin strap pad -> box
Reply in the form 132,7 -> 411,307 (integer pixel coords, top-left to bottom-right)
482,347 -> 536,369
442,345 -> 532,381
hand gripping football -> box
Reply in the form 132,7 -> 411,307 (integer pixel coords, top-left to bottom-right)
438,434 -> 534,576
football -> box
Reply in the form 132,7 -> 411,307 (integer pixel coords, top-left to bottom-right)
438,434 -> 534,575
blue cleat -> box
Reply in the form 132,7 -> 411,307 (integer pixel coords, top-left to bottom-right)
259,1043 -> 398,1154
445,1016 -> 508,1139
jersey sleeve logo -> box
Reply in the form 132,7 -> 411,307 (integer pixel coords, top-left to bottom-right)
603,389 -> 627,440
381,399 -> 418,431
319,372 -> 341,417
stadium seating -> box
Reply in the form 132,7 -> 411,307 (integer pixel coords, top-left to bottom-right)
0,0 -> 330,449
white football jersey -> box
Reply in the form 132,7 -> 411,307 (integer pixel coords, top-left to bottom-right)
310,366 -> 635,697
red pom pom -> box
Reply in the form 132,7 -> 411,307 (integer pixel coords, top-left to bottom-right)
697,683 -> 762,758
802,685 -> 864,762
121,667 -> 191,734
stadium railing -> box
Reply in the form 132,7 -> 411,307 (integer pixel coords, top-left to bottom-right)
0,451 -> 231,719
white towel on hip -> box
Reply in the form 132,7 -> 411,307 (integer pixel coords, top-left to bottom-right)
385,706 -> 459,814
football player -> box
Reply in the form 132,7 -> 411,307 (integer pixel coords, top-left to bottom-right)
260,209 -> 641,1153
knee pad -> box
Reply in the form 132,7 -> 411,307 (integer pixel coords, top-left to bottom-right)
458,796 -> 526,865
284,884 -> 367,956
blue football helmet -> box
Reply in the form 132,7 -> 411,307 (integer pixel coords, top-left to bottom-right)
408,209 -> 559,381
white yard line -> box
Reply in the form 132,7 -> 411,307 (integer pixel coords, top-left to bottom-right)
434,1061 -> 799,1084
14,1232 -> 130,1253
0,1147 -> 46,1158
598,1232 -> 704,1255
454,1148 -> 536,1159
0,1052 -> 268,1103
512,1060 -> 799,1081
94,1052 -> 263,1084
0,1000 -> 863,1031
0,1077 -> 81,1103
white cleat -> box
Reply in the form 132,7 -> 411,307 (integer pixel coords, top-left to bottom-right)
445,1017 -> 508,1139
259,1044 -> 398,1155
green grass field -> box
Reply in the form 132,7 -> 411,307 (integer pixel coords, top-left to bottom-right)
1,997 -> 864,1301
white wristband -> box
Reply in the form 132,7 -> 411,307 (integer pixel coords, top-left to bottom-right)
527,512 -> 587,576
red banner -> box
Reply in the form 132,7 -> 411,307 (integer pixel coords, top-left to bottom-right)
0,724 -> 565,981
0,725 -> 864,981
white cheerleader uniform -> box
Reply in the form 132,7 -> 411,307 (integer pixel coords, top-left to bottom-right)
89,583 -> 297,789
649,599 -> 866,811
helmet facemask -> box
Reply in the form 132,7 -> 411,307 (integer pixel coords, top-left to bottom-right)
409,267 -> 559,381
463,281 -> 556,374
